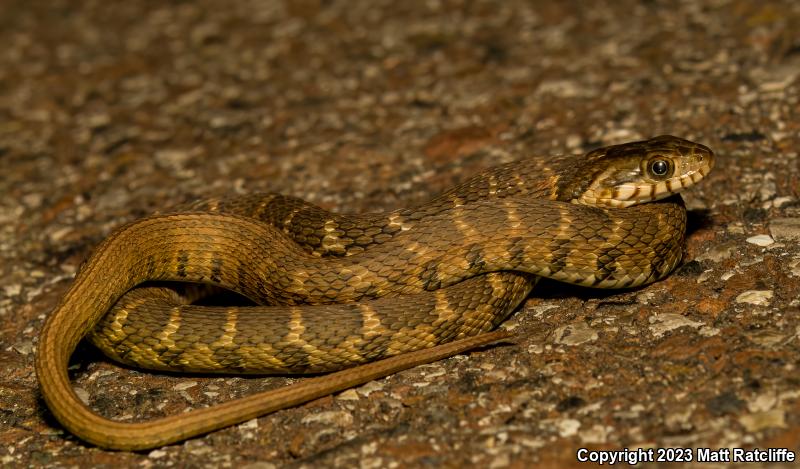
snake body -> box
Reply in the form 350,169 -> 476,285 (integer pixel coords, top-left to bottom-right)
35,135 -> 714,450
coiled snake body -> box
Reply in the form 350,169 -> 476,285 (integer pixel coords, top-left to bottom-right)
35,135 -> 713,450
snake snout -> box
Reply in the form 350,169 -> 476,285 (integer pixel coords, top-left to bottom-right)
692,143 -> 715,175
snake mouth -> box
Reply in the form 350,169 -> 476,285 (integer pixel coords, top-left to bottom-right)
578,166 -> 712,208
578,168 -> 708,207
586,168 -> 710,207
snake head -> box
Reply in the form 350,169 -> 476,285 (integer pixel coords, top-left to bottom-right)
571,135 -> 714,208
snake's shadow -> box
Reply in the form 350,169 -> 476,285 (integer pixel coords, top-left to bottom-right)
686,208 -> 713,236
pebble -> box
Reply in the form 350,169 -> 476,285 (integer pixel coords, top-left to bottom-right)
553,321 -> 598,346
238,418 -> 258,430
747,393 -> 777,413
357,380 -> 385,397
738,409 -> 786,433
745,234 -> 774,247
336,389 -> 360,401
4,284 -> 21,297
155,148 -> 193,169
579,424 -> 610,444
746,330 -> 786,348
301,410 -> 354,427
74,387 -> 91,406
735,290 -> 774,306
750,63 -> 800,92
769,218 -> 800,242
173,381 -> 198,391
536,79 -> 591,98
636,291 -> 656,304
789,258 -> 800,277
648,313 -> 703,338
773,196 -> 794,208
696,244 -> 735,262
11,341 -> 33,355
529,304 -> 559,317
148,449 -> 168,459
556,418 -> 581,437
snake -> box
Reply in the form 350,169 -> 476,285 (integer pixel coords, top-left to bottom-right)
35,135 -> 714,450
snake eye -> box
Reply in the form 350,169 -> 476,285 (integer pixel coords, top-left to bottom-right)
649,159 -> 671,178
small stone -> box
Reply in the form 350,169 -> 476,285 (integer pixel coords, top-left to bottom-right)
301,410 -> 353,427
74,387 -> 91,406
361,441 -> 378,456
48,227 -> 74,243
579,424 -> 610,444
664,404 -> 694,429
726,223 -> 745,234
536,79 -> 587,98
751,63 -> 800,92
357,380 -> 385,397
636,291 -> 655,304
336,389 -> 360,401
735,290 -> 773,306
738,409 -> 786,432
746,330 -> 786,348
553,321 -> 598,346
769,218 -> 800,242
419,364 -> 446,378
86,112 -> 111,129
789,258 -> 800,277
186,444 -> 213,456
747,393 -> 777,413
741,255 -> 764,267
696,270 -> 714,283
238,418 -> 258,430
155,148 -> 193,169
604,129 -> 640,141
720,271 -> 736,281
696,244 -> 735,262
12,341 -> 33,355
745,234 -> 774,247
488,454 -> 510,468
530,304 -> 559,317
173,381 -> 198,391
527,344 -> 544,354
565,134 -> 582,149
556,418 -> 581,437
649,313 -> 703,337
148,449 -> 168,459
21,193 -> 43,208
698,326 -> 721,337
361,457 -> 386,469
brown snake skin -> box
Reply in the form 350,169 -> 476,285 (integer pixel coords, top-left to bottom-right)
35,135 -> 714,450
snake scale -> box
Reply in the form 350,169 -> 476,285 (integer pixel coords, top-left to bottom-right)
35,135 -> 714,450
